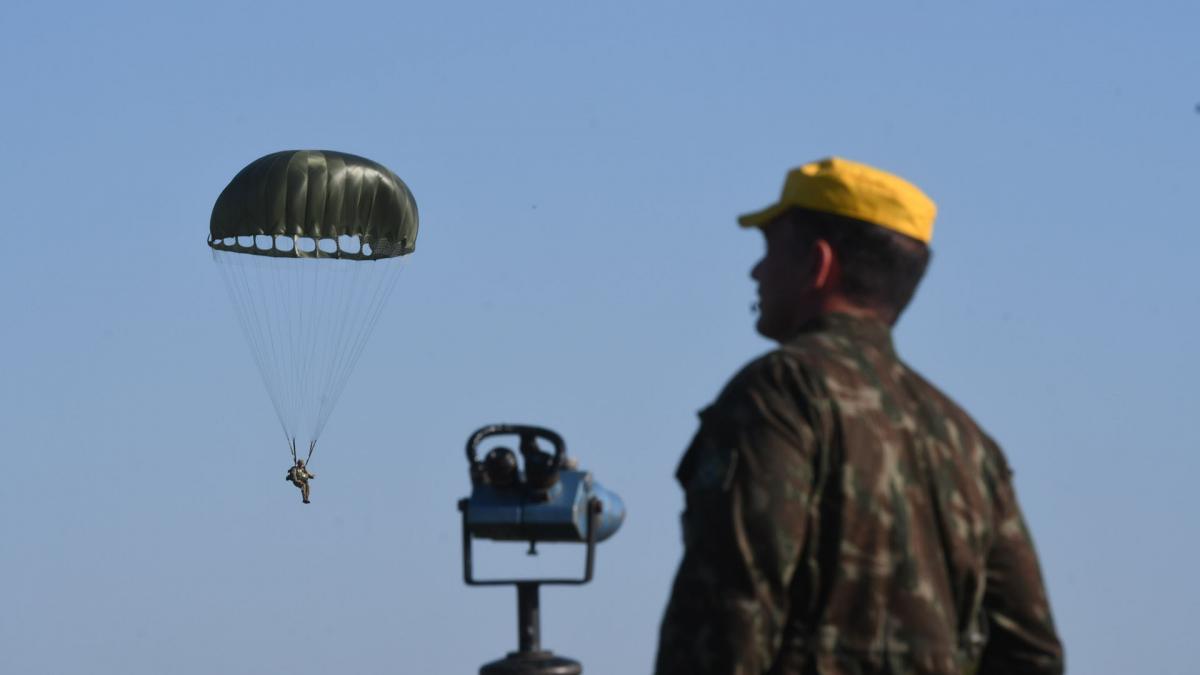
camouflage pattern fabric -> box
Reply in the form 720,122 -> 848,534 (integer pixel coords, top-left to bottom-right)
655,313 -> 1063,675
287,465 -> 315,502
286,466 -> 314,486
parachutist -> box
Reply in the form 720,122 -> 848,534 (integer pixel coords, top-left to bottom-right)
210,151 -> 416,497
286,459 -> 315,504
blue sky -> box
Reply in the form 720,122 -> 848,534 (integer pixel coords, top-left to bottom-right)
1,1 -> 1197,673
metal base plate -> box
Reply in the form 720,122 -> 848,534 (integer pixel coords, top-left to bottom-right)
480,650 -> 582,675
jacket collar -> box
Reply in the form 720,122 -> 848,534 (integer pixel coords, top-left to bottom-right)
796,312 -> 897,356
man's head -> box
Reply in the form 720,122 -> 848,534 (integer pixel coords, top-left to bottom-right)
296,459 -> 305,467
740,158 -> 935,341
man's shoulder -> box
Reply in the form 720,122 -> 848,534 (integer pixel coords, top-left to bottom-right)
721,330 -> 865,403
707,343 -> 835,430
723,346 -> 815,400
735,328 -> 1006,457
902,363 -> 1000,442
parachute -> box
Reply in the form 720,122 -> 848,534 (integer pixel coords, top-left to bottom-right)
210,150 -> 418,465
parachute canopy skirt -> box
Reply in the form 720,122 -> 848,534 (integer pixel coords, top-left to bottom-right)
210,150 -> 418,464
209,149 -> 418,259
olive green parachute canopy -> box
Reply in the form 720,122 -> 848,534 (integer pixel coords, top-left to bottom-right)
209,150 -> 418,260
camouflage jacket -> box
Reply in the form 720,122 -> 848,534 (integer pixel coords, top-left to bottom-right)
286,466 -> 314,484
654,313 -> 1063,675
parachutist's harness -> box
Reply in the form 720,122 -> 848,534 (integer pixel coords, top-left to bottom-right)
289,438 -> 317,466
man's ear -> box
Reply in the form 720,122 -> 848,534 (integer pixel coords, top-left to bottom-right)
811,238 -> 838,290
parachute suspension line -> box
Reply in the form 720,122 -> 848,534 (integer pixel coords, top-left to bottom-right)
275,254 -> 299,439
277,253 -> 317,445
323,260 -> 402,440
310,258 -> 404,441
296,256 -> 322,446
281,254 -> 308,442
309,257 -> 359,440
251,256 -> 298,442
216,251 -> 299,449
303,253 -> 355,443
317,258 -> 405,438
290,437 -> 298,463
213,248 -> 406,459
305,439 -> 317,464
314,257 -> 374,437
215,252 -> 293,444
265,257 -> 297,439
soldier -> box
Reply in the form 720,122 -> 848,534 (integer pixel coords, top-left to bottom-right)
654,158 -> 1064,674
286,458 -> 315,504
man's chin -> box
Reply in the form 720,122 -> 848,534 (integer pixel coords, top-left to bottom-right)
755,316 -> 783,342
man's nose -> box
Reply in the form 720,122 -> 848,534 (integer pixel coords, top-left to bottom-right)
750,259 -> 763,281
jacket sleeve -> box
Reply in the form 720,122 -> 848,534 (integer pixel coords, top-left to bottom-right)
655,368 -> 817,675
978,457 -> 1065,674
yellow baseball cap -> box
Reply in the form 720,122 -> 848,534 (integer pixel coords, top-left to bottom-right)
737,157 -> 937,244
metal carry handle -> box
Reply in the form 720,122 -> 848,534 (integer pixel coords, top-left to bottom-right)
465,424 -> 567,471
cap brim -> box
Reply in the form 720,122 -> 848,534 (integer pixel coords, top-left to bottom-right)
737,203 -> 789,228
